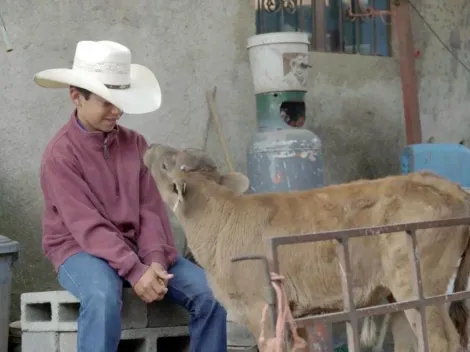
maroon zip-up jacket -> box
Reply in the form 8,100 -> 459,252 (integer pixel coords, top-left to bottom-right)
39,111 -> 178,286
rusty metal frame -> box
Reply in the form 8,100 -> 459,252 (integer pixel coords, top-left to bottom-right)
264,216 -> 470,351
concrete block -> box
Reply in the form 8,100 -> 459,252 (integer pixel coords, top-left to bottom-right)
121,289 -> 148,329
57,327 -> 189,352
227,319 -> 257,349
58,332 -> 76,352
147,298 -> 190,328
228,347 -> 258,352
21,289 -> 147,332
22,331 -> 59,352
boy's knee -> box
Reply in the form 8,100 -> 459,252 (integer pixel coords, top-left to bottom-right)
81,286 -> 122,314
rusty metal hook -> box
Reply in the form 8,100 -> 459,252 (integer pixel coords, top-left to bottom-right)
231,254 -> 269,263
231,254 -> 273,300
231,254 -> 272,291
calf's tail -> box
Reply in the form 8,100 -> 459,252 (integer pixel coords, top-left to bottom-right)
449,227 -> 470,348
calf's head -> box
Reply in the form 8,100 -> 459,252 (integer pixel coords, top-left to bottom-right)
143,143 -> 250,213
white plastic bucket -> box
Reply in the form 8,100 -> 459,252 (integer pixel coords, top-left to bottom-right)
246,32 -> 311,94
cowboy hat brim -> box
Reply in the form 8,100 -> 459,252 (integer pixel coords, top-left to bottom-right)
33,64 -> 162,115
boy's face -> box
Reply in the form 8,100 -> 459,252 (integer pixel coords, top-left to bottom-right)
70,87 -> 123,133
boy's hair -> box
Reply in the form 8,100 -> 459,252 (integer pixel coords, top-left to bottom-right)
70,85 -> 91,100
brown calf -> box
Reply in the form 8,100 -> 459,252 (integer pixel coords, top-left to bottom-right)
143,144 -> 470,351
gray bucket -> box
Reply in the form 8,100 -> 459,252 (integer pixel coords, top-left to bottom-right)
8,320 -> 21,352
0,235 -> 20,352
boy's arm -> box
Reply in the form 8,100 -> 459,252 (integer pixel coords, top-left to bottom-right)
136,136 -> 176,270
41,156 -> 149,286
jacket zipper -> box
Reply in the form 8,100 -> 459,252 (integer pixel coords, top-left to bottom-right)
103,135 -> 120,196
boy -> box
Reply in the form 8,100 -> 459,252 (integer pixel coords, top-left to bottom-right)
35,40 -> 227,352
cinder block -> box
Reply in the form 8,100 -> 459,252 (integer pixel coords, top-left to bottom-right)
147,298 -> 190,328
22,331 -> 59,352
121,289 -> 148,329
58,332 -> 76,352
21,289 -> 147,332
227,319 -> 257,349
228,347 -> 258,352
58,326 -> 189,352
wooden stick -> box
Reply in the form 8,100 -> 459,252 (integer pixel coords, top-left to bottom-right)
206,86 -> 235,173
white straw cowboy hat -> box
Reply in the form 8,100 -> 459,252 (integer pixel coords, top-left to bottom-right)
33,40 -> 162,114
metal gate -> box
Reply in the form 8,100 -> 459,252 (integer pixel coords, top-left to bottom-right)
261,216 -> 470,351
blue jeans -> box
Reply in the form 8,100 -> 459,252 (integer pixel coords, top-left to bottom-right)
58,252 -> 227,352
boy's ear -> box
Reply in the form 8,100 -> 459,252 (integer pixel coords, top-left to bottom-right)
69,88 -> 81,107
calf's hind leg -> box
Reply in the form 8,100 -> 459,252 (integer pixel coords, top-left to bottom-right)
382,233 -> 460,352
390,311 -> 417,352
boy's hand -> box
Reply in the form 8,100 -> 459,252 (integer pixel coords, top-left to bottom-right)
133,266 -> 170,303
150,262 -> 174,287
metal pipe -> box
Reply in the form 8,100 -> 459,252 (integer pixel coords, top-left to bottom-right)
314,0 -> 326,51
354,0 -> 361,54
372,0 -> 377,54
393,0 -> 422,144
339,0 -> 344,52
0,12 -> 12,52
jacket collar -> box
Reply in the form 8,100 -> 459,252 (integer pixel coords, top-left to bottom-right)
67,110 -> 119,150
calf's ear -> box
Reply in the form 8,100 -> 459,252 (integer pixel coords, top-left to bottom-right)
220,172 -> 250,194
